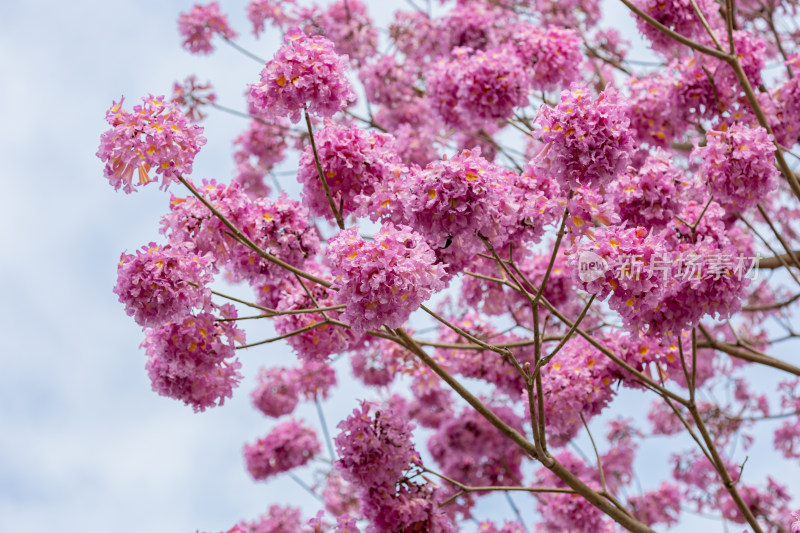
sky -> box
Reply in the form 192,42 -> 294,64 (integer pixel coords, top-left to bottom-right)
0,1 -> 798,532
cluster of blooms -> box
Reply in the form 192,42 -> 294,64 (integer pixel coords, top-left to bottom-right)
244,418 -> 321,480
248,29 -> 355,123
334,402 -> 453,532
534,451 -> 616,533
771,56 -> 800,147
625,71 -> 687,147
297,122 -> 402,219
635,235 -> 754,337
428,405 -> 524,490
177,1 -> 237,55
171,76 -> 216,122
161,181 -> 319,288
566,186 -> 621,240
608,149 -> 688,227
432,314 -> 531,396
350,335 -> 417,387
358,56 -> 417,108
509,24 -> 583,92
97,95 -> 206,193
534,86 -> 634,190
273,263 -> 362,361
141,306 -> 244,412
774,379 -> 800,459
232,119 -> 289,198
114,242 -> 214,328
379,149 -> 549,275
326,225 -> 447,332
534,336 -> 620,446
223,504 -> 307,533
246,0 -> 296,36
673,452 -> 792,525
476,521 -> 526,533
321,472 -> 360,517
436,3 -> 506,54
313,0 -> 378,65
569,225 -> 670,335
632,0 -> 722,55
427,46 -> 528,130
694,124 -> 778,212
628,482 -> 683,526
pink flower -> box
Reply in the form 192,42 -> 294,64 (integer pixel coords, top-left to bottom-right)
326,225 -> 447,332
695,124 -> 778,212
535,451 -> 616,533
248,29 -> 355,123
322,473 -> 360,517
315,0 -> 378,65
428,405 -> 524,488
628,483 -> 682,527
171,76 -> 216,122
569,225 -> 669,335
534,85 -> 634,190
97,95 -> 206,193
114,242 -> 214,328
273,262 -> 362,361
177,2 -> 237,55
791,509 -> 800,532
532,336 -> 620,446
334,401 -> 417,489
510,23 -> 583,92
359,56 -> 417,108
226,505 -> 305,533
608,148 -> 688,227
427,46 -> 528,130
632,0 -> 721,55
394,149 -> 544,275
251,367 -> 300,418
244,418 -> 321,480
247,0 -> 296,36
161,181 -> 318,287
297,122 -> 402,220
141,307 -> 244,412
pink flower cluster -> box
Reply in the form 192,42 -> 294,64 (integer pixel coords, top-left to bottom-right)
334,401 -> 453,532
298,122 -> 402,220
97,95 -> 206,193
570,226 -> 669,334
608,148 -> 687,228
633,0 -> 721,55
142,307 -> 244,412
358,56 -> 417,108
389,149 -> 550,275
326,225 -> 446,332
232,119 -> 289,198
535,451 -> 616,533
177,2 -> 237,55
225,504 -> 306,533
535,336 -> 620,446
114,242 -> 214,328
695,124 -> 778,212
171,76 -> 216,122
427,46 -> 528,129
315,0 -> 378,65
510,24 -> 583,92
247,0 -> 295,36
534,86 -> 634,190
244,418 -> 321,480
428,405 -> 524,489
248,29 -> 355,123
161,181 -> 319,289
273,263 -> 362,361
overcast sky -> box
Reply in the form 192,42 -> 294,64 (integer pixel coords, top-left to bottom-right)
0,1 -> 798,532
